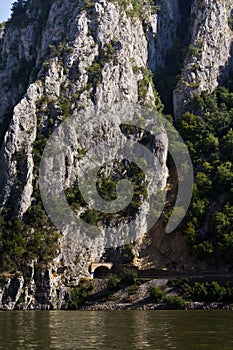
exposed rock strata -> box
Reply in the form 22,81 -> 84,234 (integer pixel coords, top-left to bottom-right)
1,0 -> 233,309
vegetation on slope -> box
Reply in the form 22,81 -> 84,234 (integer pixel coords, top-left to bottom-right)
2,0 -> 233,275
177,80 -> 233,265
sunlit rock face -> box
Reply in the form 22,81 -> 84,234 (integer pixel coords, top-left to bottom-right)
0,0 -> 169,310
0,0 -> 233,309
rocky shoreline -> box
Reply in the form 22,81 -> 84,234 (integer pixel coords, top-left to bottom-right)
77,277 -> 233,311
79,301 -> 233,311
2,273 -> 233,311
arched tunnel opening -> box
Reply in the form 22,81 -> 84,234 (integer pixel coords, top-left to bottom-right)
93,266 -> 111,279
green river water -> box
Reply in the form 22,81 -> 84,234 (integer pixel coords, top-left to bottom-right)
0,310 -> 232,349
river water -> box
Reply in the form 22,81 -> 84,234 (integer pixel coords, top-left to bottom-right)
0,310 -> 233,349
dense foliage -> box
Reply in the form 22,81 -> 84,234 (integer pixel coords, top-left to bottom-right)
149,284 -> 186,309
169,278 -> 233,303
69,278 -> 94,309
0,207 -> 61,273
177,80 -> 233,264
9,0 -> 52,28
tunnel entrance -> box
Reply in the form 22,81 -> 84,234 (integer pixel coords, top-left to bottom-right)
93,266 -> 111,279
89,262 -> 114,279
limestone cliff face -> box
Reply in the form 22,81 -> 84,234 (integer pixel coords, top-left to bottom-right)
0,0 -> 161,216
0,0 -> 169,310
1,0 -> 233,310
174,0 -> 233,116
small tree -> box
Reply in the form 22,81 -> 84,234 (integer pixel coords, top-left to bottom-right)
10,0 -> 29,27
164,295 -> 186,309
11,0 -> 27,17
107,274 -> 121,291
121,268 -> 137,285
69,279 -> 94,310
149,285 -> 165,302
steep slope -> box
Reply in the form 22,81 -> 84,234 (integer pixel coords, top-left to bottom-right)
1,0 -> 233,310
0,0 -> 170,310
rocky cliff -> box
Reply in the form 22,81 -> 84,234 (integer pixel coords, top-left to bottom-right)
174,0 -> 233,116
0,0 -> 233,310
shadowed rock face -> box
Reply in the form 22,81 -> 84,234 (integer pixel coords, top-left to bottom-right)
0,0 -> 233,309
174,0 -> 233,117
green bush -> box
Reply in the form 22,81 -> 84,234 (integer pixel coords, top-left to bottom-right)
112,0 -> 158,20
84,0 -> 95,9
164,295 -> 186,310
168,278 -> 192,297
81,209 -> 99,225
169,279 -> 233,304
192,281 -> 227,303
69,278 -> 94,310
88,61 -> 102,86
126,284 -> 139,296
0,21 -> 7,29
107,274 -> 121,291
208,281 -> 226,302
192,282 -> 208,302
122,244 -> 135,264
58,96 -> 71,120
121,268 -> 138,285
149,285 -> 166,302
193,241 -> 214,260
9,0 -> 29,27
